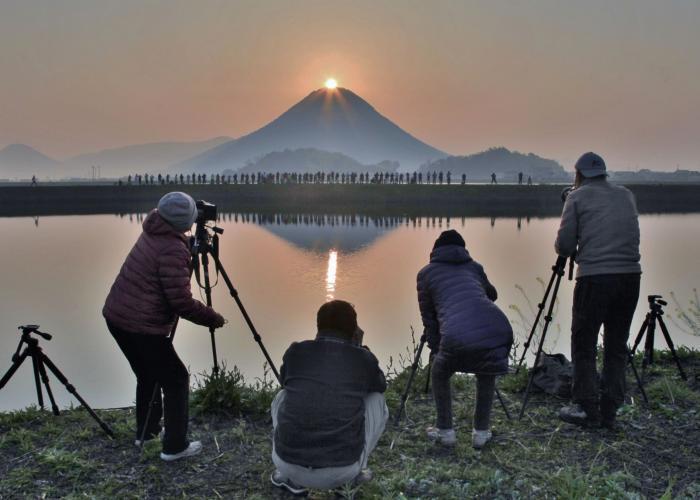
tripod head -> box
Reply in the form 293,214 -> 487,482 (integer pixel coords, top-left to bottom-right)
18,325 -> 52,341
553,254 -> 576,281
647,295 -> 667,315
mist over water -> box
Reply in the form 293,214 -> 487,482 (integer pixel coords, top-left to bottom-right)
0,213 -> 698,411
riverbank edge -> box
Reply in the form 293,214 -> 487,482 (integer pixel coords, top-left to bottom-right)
1,348 -> 699,499
2,183 -> 700,217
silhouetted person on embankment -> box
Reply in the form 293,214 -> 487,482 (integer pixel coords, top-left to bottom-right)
103,192 -> 225,461
518,172 -> 523,185
490,172 -> 497,184
417,230 -> 513,449
270,300 -> 388,495
31,175 -> 37,187
556,152 -> 641,430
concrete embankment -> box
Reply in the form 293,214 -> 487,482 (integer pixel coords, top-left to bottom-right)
1,183 -> 699,217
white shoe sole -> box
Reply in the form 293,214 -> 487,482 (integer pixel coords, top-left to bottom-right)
270,472 -> 308,496
160,441 -> 202,461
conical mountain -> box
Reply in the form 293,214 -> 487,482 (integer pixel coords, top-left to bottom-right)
0,144 -> 60,179
175,87 -> 446,173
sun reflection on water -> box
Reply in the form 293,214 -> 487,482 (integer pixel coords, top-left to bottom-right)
326,250 -> 338,300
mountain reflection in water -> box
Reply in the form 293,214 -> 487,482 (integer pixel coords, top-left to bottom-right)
115,211 -> 534,254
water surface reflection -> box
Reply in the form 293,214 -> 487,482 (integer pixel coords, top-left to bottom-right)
1,212 -> 697,411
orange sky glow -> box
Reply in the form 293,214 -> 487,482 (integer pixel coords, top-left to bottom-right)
1,1 -> 698,171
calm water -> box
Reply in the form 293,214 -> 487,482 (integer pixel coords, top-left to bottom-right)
1,213 -> 698,411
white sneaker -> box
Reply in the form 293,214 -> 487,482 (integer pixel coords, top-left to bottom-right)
160,441 -> 203,461
472,429 -> 492,450
426,426 -> 457,446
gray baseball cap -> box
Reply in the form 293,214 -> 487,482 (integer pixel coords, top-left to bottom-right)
574,152 -> 607,178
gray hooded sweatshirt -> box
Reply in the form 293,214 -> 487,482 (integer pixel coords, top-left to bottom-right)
555,177 -> 641,278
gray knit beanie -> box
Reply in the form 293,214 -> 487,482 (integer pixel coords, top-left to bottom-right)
157,192 -> 197,231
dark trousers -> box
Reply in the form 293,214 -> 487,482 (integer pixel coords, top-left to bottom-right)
107,321 -> 190,454
431,353 -> 495,430
571,274 -> 640,420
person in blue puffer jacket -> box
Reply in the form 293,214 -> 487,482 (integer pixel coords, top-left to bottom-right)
417,229 -> 513,449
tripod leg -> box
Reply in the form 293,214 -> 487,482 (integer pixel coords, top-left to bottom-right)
642,318 -> 656,372
0,349 -> 30,389
139,382 -> 161,450
630,316 -> 650,355
495,386 -> 511,420
516,267 -> 558,372
39,354 -> 115,438
36,355 -> 60,415
519,267 -> 564,420
518,329 -> 547,420
394,337 -> 426,425
212,253 -> 282,384
657,317 -> 688,381
199,252 -> 220,375
31,352 -> 45,409
627,348 -> 648,404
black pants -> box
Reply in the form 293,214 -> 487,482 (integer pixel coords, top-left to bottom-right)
431,353 -> 496,431
107,321 -> 190,454
571,274 -> 640,420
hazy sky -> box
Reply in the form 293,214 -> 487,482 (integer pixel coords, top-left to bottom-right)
1,0 -> 698,170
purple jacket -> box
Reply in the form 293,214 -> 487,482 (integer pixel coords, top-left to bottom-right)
103,210 -> 222,335
417,245 -> 513,374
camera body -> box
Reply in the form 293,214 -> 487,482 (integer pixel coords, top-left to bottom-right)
196,200 -> 217,223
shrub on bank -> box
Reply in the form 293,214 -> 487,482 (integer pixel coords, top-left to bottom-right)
190,362 -> 277,418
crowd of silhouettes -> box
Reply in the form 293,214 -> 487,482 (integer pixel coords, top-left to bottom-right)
121,170 -> 536,186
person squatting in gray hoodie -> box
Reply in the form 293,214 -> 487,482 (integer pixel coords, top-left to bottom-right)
417,230 -> 513,449
555,152 -> 641,429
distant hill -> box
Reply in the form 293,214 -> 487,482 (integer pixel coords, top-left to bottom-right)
225,148 -> 399,176
65,136 -> 232,178
175,87 -> 446,173
420,147 -> 570,182
0,144 -> 61,180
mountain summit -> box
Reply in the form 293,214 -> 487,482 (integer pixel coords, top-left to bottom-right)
175,87 -> 446,173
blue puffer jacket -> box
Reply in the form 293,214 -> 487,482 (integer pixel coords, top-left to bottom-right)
417,245 -> 513,374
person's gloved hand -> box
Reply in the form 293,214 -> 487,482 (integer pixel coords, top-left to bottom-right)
212,313 -> 226,329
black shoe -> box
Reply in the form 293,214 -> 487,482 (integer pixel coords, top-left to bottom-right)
271,470 -> 308,496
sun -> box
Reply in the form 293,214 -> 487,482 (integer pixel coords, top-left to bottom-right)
324,78 -> 338,89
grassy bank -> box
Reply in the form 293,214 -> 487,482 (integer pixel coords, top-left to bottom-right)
1,183 -> 700,217
1,348 -> 699,499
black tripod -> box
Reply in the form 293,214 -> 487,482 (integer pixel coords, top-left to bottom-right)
630,295 -> 687,382
394,333 -> 512,425
517,256 -> 647,417
191,217 -> 281,384
0,325 -> 114,438
517,255 -> 572,419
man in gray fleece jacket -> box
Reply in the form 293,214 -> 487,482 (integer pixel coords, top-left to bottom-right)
555,152 -> 641,429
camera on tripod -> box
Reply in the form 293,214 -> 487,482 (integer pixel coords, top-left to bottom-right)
196,200 -> 217,224
648,294 -> 667,311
